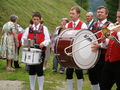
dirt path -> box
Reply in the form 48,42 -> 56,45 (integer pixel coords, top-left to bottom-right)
0,80 -> 23,90
0,80 -> 67,90
46,81 -> 67,90
55,82 -> 67,90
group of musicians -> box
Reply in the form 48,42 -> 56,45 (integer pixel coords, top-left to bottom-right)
1,5 -> 120,90
85,7 -> 120,90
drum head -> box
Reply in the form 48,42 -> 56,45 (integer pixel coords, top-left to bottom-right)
72,30 -> 100,69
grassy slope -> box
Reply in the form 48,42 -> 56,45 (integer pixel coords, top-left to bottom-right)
0,0 -> 86,33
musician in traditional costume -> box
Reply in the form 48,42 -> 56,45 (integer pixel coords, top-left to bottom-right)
22,12 -> 50,90
91,9 -> 120,90
88,6 -> 114,90
65,6 -> 87,90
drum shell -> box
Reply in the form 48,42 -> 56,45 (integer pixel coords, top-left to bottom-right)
55,30 -> 80,68
21,48 -> 42,65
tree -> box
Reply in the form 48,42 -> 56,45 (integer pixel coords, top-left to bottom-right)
74,0 -> 90,10
105,0 -> 119,22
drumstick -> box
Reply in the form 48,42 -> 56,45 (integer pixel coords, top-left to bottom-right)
28,39 -> 30,51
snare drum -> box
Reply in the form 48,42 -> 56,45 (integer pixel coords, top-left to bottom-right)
55,29 -> 100,69
21,48 -> 42,65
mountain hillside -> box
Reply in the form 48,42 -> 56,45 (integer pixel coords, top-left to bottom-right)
0,0 -> 87,33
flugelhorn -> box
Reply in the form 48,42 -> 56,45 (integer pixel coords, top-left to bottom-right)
101,24 -> 120,38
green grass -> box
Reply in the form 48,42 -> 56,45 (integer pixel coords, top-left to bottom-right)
0,0 -> 86,34
0,53 -> 117,90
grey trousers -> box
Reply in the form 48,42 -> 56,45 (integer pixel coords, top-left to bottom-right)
52,56 -> 65,71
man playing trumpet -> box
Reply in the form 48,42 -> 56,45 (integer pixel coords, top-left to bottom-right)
91,9 -> 120,90
88,6 -> 114,90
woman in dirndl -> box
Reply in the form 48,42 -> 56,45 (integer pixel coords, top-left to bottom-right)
0,15 -> 19,71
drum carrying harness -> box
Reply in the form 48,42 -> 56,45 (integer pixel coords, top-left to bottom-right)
28,25 -> 46,51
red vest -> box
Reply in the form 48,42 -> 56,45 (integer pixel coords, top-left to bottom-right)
67,21 -> 83,30
91,21 -> 110,54
27,25 -> 45,44
105,32 -> 120,62
18,33 -> 23,47
92,21 -> 110,43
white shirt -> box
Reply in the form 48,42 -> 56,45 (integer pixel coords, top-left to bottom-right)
98,19 -> 114,29
65,19 -> 87,29
117,32 -> 120,41
21,23 -> 50,46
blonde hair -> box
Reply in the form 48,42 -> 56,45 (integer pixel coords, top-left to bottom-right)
70,6 -> 81,14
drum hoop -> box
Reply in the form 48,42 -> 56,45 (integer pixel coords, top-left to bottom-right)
57,29 -> 73,37
55,29 -> 73,54
86,30 -> 101,69
72,29 -> 101,69
23,48 -> 41,53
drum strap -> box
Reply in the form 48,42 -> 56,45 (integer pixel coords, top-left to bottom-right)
29,25 -> 46,51
102,21 -> 111,29
57,26 -> 63,35
92,21 -> 110,32
33,24 -> 43,44
34,28 -> 37,43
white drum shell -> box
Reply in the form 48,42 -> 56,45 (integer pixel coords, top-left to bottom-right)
21,48 -> 42,65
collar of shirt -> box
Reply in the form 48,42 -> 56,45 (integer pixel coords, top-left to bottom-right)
72,19 -> 80,28
98,19 -> 107,27
117,32 -> 120,41
32,23 -> 41,30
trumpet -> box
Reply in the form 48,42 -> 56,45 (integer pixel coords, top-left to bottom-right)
64,24 -> 120,56
101,24 -> 120,38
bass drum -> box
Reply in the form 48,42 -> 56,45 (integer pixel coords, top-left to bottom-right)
55,29 -> 100,69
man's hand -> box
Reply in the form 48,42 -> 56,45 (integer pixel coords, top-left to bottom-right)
113,27 -> 120,32
16,42 -> 19,47
39,43 -> 45,48
100,34 -> 106,41
91,42 -> 101,52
